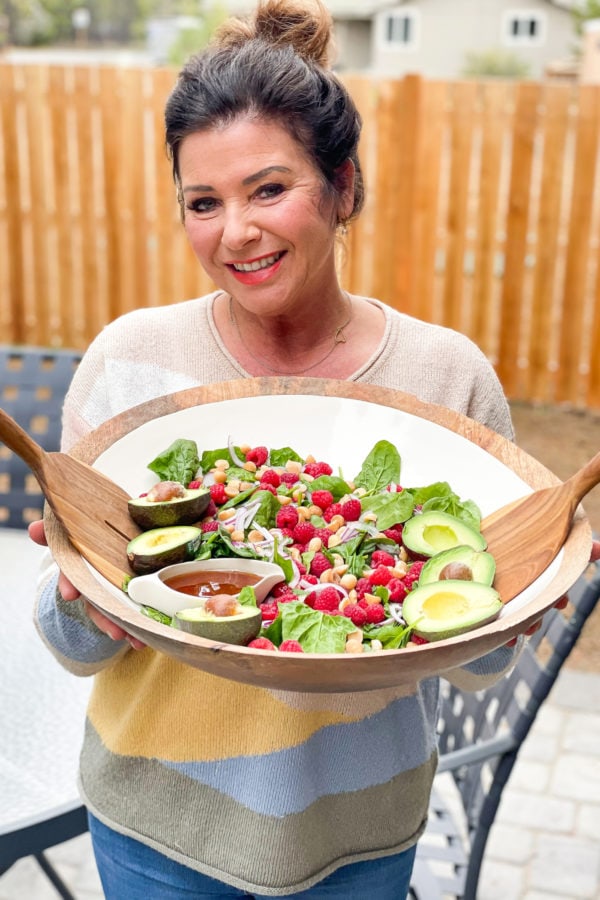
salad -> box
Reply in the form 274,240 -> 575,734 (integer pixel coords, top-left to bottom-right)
126,437 -> 500,654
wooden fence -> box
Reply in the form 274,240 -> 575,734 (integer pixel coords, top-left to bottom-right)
1,64 -> 600,409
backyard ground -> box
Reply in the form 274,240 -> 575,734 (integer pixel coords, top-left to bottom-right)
509,401 -> 600,672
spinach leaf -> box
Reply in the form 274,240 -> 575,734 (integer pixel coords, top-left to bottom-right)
141,606 -> 173,626
277,601 -> 356,653
147,438 -> 200,485
354,440 -> 401,492
200,446 -> 245,472
237,586 -> 258,609
307,475 -> 351,500
364,622 -> 413,649
361,491 -> 415,531
269,446 -> 303,467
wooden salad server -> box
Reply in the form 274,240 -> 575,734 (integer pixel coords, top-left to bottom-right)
0,408 -> 140,589
481,449 -> 600,603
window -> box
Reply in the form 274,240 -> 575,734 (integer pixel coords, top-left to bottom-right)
381,8 -> 419,49
503,10 -> 546,46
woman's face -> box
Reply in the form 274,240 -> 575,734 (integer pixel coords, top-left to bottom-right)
178,116 -> 353,316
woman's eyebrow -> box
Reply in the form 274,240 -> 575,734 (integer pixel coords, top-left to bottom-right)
182,165 -> 291,194
242,165 -> 291,185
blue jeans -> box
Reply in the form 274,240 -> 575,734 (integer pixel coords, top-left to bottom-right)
88,812 -> 416,899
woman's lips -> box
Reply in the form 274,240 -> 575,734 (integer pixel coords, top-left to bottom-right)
226,251 -> 285,284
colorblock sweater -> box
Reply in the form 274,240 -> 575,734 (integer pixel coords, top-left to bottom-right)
35,293 -> 518,896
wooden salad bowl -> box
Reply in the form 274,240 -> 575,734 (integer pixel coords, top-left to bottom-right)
44,377 -> 593,694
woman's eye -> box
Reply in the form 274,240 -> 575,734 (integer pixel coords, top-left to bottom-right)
187,197 -> 218,214
256,183 -> 284,200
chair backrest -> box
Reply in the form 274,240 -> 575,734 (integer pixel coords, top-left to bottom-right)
435,559 -> 600,896
0,345 -> 81,528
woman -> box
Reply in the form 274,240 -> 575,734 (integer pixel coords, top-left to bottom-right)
30,2 -> 587,897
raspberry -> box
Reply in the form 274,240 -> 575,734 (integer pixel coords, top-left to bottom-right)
364,603 -> 386,625
313,587 -> 342,612
383,525 -> 403,544
209,483 -> 227,505
276,506 -> 299,530
259,483 -> 277,495
260,469 -> 281,487
187,479 -> 203,490
204,500 -> 218,518
323,502 -> 343,523
309,551 -> 333,577
304,590 -> 317,607
368,565 -> 392,586
314,527 -> 333,547
279,639 -> 304,652
200,520 -> 219,533
280,472 -> 299,486
343,603 -> 368,626
246,446 -> 268,466
303,574 -> 319,585
411,634 -> 429,645
404,561 -> 425,586
340,498 -> 361,522
371,550 -> 396,568
387,577 -> 409,603
280,528 -> 295,540
259,600 -> 279,621
277,590 -> 298,604
304,462 -> 333,477
247,637 -> 276,650
311,490 -> 334,511
292,521 -> 316,545
354,577 -> 371,600
272,583 -> 293,598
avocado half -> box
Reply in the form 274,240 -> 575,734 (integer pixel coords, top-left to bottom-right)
402,580 -> 502,641
128,486 -> 210,530
402,511 -> 486,558
173,604 -> 262,645
418,545 -> 496,587
127,525 -> 202,575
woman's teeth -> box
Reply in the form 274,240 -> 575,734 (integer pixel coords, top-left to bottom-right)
232,253 -> 281,272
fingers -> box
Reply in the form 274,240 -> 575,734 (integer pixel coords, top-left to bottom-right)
58,572 -> 81,601
28,519 -> 48,546
591,540 -> 600,563
83,601 -> 146,650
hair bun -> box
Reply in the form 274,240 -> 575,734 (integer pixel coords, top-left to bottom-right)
214,0 -> 334,68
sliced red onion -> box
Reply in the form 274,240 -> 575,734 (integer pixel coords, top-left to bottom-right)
389,603 -> 406,625
298,580 -> 348,598
227,435 -> 246,468
336,524 -> 359,543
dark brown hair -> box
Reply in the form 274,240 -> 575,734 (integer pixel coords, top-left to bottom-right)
165,0 -> 364,223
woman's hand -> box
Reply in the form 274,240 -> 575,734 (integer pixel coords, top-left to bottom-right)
507,538 -> 600,646
28,520 -> 146,650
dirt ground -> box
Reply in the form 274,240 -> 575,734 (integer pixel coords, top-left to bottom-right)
509,401 -> 600,672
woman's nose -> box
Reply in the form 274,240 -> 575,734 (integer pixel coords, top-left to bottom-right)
222,206 -> 261,250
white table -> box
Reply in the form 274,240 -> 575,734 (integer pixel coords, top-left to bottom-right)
0,529 -> 92,845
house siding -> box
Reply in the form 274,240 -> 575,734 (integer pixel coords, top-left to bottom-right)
361,0 -> 573,78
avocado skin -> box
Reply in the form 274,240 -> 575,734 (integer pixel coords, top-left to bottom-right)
173,607 -> 262,645
127,526 -> 202,575
128,487 -> 210,530
418,546 -> 496,587
402,511 -> 486,559
402,580 -> 502,641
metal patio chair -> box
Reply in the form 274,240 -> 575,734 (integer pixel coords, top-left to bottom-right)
409,557 -> 600,900
0,345 -> 91,900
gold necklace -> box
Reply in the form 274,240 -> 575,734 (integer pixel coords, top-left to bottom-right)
228,294 -> 353,376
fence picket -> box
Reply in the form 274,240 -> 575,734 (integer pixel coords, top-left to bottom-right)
1,65 -> 600,411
